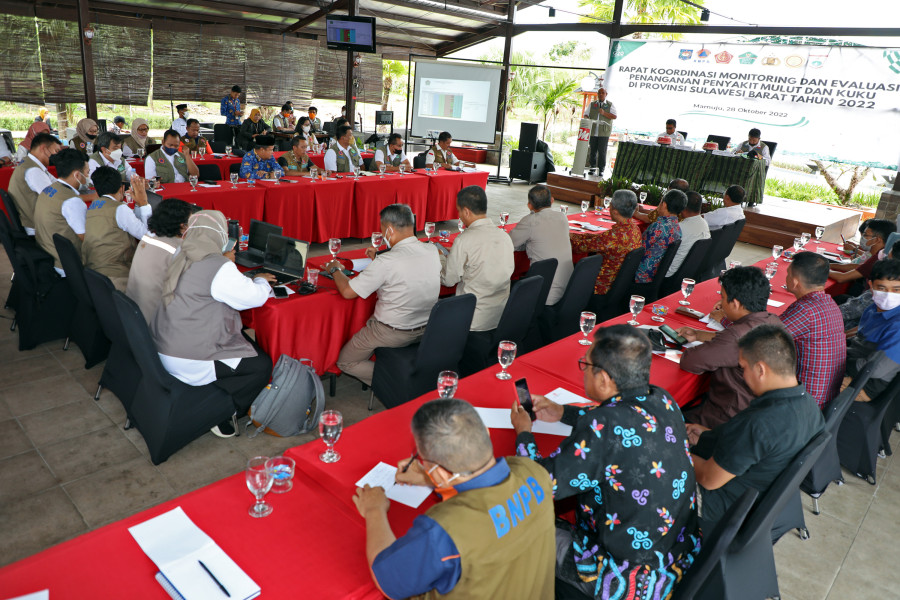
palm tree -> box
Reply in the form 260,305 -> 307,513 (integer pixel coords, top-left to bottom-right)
577,0 -> 700,40
527,76 -> 579,141
382,60 -> 408,112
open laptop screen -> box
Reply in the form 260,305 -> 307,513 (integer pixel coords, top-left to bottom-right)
263,235 -> 309,276
248,220 -> 283,253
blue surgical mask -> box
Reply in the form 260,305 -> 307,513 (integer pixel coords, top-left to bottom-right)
163,146 -> 178,156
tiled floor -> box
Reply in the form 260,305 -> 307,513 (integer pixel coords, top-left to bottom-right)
0,182 -> 895,600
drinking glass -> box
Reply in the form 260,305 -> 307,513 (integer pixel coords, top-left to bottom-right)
499,212 -> 510,227
765,261 -> 778,284
437,370 -> 459,399
148,178 -> 158,192
328,237 -> 341,259
639,191 -> 648,204
559,205 -> 569,215
265,455 -> 296,493
651,304 -> 668,323
85,142 -> 93,154
425,165 -> 433,176
424,222 -> 436,242
191,150 -> 198,160
438,229 -> 450,243
729,260 -> 741,269
398,163 -> 407,177
628,295 -> 645,326
136,147 -> 145,159
791,237 -> 802,259
225,145 -> 232,156
680,278 -> 695,305
188,175 -> 199,192
306,267 -> 319,289
815,226 -> 825,245
603,196 -> 612,210
378,164 -> 386,178
318,410 -> 343,463
371,231 -> 383,251
457,219 -> 465,234
310,166 -> 319,180
353,164 -> 360,180
579,312 -> 596,345
496,340 -> 517,380
580,200 -> 590,216
198,145 -> 206,158
248,173 -> 256,188
801,232 -> 811,247
772,244 -> 783,261
230,172 -> 239,188
246,456 -> 275,518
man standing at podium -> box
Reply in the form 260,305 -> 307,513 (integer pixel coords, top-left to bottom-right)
583,86 -> 616,177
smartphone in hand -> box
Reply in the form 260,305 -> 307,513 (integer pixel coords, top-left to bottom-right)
514,378 -> 536,421
659,324 -> 688,347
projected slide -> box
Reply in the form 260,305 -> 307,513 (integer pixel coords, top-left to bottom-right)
417,78 -> 490,123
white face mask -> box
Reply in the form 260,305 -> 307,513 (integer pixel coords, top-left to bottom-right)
183,112 -> 190,119
109,148 -> 123,162
873,290 -> 900,311
302,126 -> 310,132
384,227 -> 393,249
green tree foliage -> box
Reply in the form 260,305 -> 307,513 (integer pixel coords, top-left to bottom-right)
382,60 -> 409,112
577,0 -> 700,39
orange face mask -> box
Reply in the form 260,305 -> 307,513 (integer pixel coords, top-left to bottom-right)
426,464 -> 459,501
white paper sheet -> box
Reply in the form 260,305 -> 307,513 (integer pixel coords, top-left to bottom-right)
767,299 -> 785,307
355,462 -> 433,509
351,258 -> 373,272
473,407 -> 573,437
544,388 -> 591,405
197,184 -> 221,188
700,314 -> 725,332
461,167 -> 480,173
4,592 -> 49,600
129,507 -> 260,600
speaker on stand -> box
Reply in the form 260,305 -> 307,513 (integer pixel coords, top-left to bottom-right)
509,122 -> 545,184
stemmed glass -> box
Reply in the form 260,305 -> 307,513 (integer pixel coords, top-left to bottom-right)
148,178 -> 158,193
765,262 -> 778,290
603,196 -> 612,210
265,456 -> 296,494
246,456 -> 275,518
496,340 -> 517,380
579,312 -> 596,345
457,219 -> 465,234
628,295 -> 645,326
559,205 -> 569,216
230,172 -> 239,188
225,145 -> 232,156
679,279 -> 695,305
318,410 -> 343,463
248,173 -> 256,188
437,371 -> 459,399
499,212 -> 510,227
814,226 -> 825,245
378,164 -> 386,178
353,164 -> 360,180
136,147 -> 145,159
371,231 -> 383,251
328,237 -> 342,260
791,237 -> 802,260
800,232 -> 811,247
772,244 -> 783,261
198,144 -> 206,159
581,200 -> 590,216
438,229 -> 450,242
651,304 -> 668,323
188,174 -> 199,192
398,163 -> 407,177
424,222 -> 436,243
639,191 -> 648,204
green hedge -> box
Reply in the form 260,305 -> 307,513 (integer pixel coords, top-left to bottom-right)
765,178 -> 881,208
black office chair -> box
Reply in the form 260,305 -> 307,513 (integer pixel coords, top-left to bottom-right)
693,431 -> 830,600
694,225 -> 729,282
213,124 -> 233,145
413,151 -> 428,170
588,247 -> 644,322
538,255 -> 604,346
12,245 -> 76,350
145,143 -> 162,156
670,489 -> 758,600
196,164 -> 222,181
208,140 -> 227,154
698,220 -> 745,281
459,276 -> 543,377
0,211 -> 24,312
519,259 -> 559,353
761,140 -> 777,159
628,240 -> 681,303
677,130 -> 688,142
0,189 -> 27,239
660,238 -> 713,297
83,269 -> 142,421
112,291 -> 238,464
229,163 -> 241,175
370,294 -> 476,410
52,234 -> 110,369
706,135 -> 730,151
837,370 -> 900,485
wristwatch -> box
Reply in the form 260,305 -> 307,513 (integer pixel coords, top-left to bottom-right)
329,265 -> 340,275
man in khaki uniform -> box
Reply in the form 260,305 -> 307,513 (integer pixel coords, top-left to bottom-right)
425,132 -> 475,170
7,132 -> 61,235
144,129 -> 199,184
33,148 -> 90,274
277,137 -> 315,175
323,125 -> 362,174
88,131 -> 135,182
179,119 -> 213,156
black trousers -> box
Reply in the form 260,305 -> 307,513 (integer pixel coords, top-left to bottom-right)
587,135 -> 609,172
214,334 -> 273,416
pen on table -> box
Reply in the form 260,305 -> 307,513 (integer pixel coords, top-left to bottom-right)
401,452 -> 419,473
199,560 -> 231,597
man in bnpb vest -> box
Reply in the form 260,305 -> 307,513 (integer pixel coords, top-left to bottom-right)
277,136 -> 315,176
373,133 -> 411,173
7,132 -> 61,235
144,130 -> 200,184
583,86 -> 617,176
733,127 -> 771,167
354,398 -> 555,599
425,132 -> 475,170
34,148 -> 92,275
324,125 -> 363,174
83,167 -> 152,291
88,131 -> 136,182
307,106 -> 323,133
511,325 -> 701,598
238,135 -> 284,180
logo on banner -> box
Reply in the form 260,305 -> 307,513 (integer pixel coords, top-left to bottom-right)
715,51 -> 733,64
785,55 -> 805,68
679,49 -> 693,61
696,49 -> 712,60
578,127 -> 591,142
809,54 -> 828,69
885,50 -> 900,75
738,52 -> 757,65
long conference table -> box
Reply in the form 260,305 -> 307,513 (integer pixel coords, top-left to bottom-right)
0,234 -> 846,598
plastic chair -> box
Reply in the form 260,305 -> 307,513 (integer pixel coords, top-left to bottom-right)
52,234 -> 110,369
706,135 -> 730,151
694,431 -> 830,600
837,371 -> 900,485
670,489 -> 758,600
762,140 -> 778,159
371,294 -> 476,410
196,164 -> 221,181
588,247 -> 644,322
661,237 -> 713,297
628,239 -> 681,303
111,291 -> 238,465
518,258 -> 559,353
459,276 -> 543,377
83,269 -> 142,419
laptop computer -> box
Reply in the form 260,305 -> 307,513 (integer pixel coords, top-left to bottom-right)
235,220 -> 283,268
244,234 -> 309,285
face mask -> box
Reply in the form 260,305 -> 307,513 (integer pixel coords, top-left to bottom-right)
426,464 -> 459,501
384,227 -> 393,249
873,290 -> 900,311
75,172 -> 90,193
302,126 -> 310,133
109,149 -> 123,162
163,146 -> 178,156
183,112 -> 190,119
86,133 -> 96,140
859,237 -> 871,251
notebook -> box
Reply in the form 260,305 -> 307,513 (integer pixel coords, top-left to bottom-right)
235,220 -> 283,268
243,234 -> 309,285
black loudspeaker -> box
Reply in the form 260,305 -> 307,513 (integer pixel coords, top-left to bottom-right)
510,150 -> 546,184
519,122 -> 539,153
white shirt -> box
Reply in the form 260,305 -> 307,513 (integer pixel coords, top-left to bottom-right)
159,260 -> 271,386
324,144 -> 362,171
425,147 -> 459,166
373,148 -> 409,167
0,136 -> 12,161
349,236 -> 441,329
23,154 -> 57,235
703,204 -> 745,231
657,131 -> 685,145
88,154 -> 136,181
172,118 -> 188,136
109,124 -> 124,135
97,194 -> 151,240
667,214 -> 711,277
144,151 -> 186,183
52,180 -> 88,276
734,141 -> 771,166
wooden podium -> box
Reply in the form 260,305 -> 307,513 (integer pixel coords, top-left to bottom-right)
740,198 -> 861,248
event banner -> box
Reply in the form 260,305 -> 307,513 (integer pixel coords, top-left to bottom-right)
604,40 -> 900,168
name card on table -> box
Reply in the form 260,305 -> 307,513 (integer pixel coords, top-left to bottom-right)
474,407 -> 573,437
4,591 -> 49,600
544,388 -> 591,406
767,299 -> 785,308
355,462 -> 432,508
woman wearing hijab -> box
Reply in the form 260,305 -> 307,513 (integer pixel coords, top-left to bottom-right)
122,118 -> 156,158
70,118 -> 99,154
236,108 -> 271,152
150,210 -> 275,437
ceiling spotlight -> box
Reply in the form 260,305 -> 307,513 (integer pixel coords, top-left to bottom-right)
700,8 -> 710,21
549,7 -> 556,17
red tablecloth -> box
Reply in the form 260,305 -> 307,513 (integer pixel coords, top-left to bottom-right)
351,173 -> 429,237
190,154 -> 243,180
157,182 -> 265,231
414,170 -> 490,223
0,164 -> 58,192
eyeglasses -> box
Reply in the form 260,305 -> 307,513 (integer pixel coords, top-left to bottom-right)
578,358 -> 599,372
